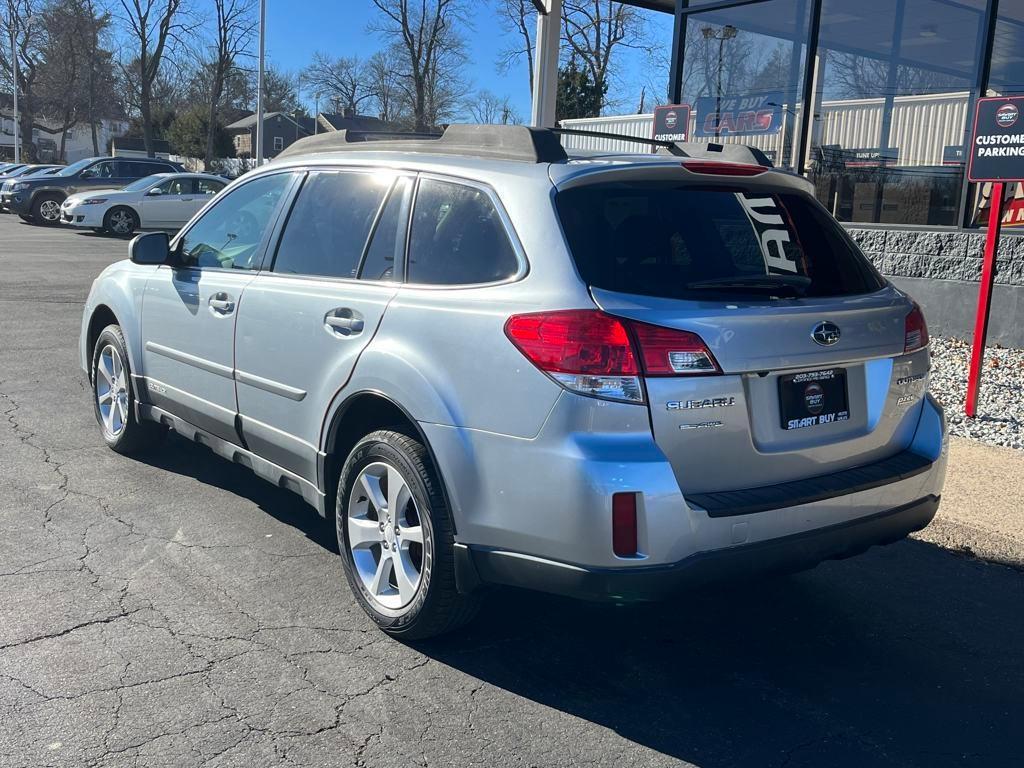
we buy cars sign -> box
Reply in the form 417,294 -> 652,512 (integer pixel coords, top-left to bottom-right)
968,96 -> 1024,182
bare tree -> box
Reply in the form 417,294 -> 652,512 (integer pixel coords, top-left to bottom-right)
80,0 -> 120,154
117,0 -> 189,157
0,0 -> 45,160
494,0 -> 540,92
301,52 -> 373,115
370,0 -> 468,132
561,0 -> 648,114
204,0 -> 256,165
365,48 -> 406,122
468,89 -> 521,124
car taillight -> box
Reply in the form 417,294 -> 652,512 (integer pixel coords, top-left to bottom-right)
504,310 -> 642,403
630,321 -> 721,375
504,310 -> 719,403
904,302 -> 929,353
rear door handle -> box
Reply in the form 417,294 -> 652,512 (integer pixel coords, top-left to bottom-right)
209,293 -> 235,314
324,311 -> 364,336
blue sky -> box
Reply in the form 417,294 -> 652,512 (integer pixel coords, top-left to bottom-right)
262,0 -> 675,119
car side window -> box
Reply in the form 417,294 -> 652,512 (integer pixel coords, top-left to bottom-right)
407,179 -> 519,285
155,178 -> 189,195
81,161 -> 116,179
118,161 -> 148,178
359,176 -> 412,281
177,173 -> 291,271
196,179 -> 224,196
272,171 -> 391,280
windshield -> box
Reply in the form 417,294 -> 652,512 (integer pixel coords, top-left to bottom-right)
555,182 -> 886,300
55,158 -> 101,177
123,175 -> 164,192
23,166 -> 58,178
6,166 -> 39,178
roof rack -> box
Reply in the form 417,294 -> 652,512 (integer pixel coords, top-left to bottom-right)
552,126 -> 678,152
276,124 -> 569,164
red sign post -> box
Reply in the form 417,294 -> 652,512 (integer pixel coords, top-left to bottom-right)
964,96 -> 1024,417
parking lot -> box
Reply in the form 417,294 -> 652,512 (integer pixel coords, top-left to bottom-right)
1,213 -> 1022,768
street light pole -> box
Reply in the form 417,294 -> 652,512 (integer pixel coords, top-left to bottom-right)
254,0 -> 266,166
9,10 -> 19,163
702,25 -> 737,138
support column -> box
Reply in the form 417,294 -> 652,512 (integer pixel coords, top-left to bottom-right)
667,0 -> 689,105
530,0 -> 561,128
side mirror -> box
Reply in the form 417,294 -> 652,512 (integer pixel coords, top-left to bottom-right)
129,231 -> 170,265
147,187 -> 163,196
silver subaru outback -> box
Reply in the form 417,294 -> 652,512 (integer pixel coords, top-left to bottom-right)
80,125 -> 947,638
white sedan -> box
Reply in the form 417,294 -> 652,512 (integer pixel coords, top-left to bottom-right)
60,173 -> 228,236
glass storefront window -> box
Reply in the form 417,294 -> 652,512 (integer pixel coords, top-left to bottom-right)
678,0 -> 812,170
807,0 -> 984,226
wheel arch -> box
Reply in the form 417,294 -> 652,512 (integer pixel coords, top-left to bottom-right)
104,205 -> 140,233
319,390 -> 457,535
86,304 -> 121,383
29,189 -> 66,219
83,273 -> 146,385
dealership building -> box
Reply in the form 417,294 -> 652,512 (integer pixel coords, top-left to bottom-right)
532,0 -> 1024,344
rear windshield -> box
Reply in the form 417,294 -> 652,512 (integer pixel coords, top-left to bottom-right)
555,182 -> 886,300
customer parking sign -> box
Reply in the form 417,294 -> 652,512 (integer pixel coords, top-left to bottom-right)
968,96 -> 1024,182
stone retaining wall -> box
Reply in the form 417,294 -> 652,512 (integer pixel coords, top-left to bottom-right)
846,226 -> 1024,286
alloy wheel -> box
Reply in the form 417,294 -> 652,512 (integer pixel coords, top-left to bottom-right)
95,344 -> 129,438
347,461 -> 425,610
39,199 -> 60,222
109,210 -> 133,235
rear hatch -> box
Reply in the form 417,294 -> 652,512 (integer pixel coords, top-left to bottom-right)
555,169 -> 931,495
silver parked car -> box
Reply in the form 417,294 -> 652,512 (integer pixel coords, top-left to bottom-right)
80,125 -> 947,638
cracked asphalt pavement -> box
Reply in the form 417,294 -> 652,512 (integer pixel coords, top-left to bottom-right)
1,213 -> 1022,768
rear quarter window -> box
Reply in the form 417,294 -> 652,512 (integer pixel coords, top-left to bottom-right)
555,182 -> 886,300
407,179 -> 519,286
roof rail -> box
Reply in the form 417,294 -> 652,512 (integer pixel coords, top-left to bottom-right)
552,126 -> 679,153
276,124 -> 569,164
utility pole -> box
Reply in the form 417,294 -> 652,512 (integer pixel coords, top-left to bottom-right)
8,6 -> 19,163
255,0 -> 266,165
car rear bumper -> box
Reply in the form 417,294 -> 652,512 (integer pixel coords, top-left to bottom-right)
429,384 -> 947,597
460,493 -> 940,601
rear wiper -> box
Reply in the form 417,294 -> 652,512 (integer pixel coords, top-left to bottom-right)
686,274 -> 811,296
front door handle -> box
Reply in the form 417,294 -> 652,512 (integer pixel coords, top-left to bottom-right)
324,310 -> 364,336
209,293 -> 235,314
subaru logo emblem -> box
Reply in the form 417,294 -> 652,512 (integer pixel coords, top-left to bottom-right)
812,321 -> 841,346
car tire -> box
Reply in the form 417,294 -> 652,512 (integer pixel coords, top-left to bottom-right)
337,429 -> 480,639
104,207 -> 139,237
91,324 -> 165,455
30,193 -> 63,226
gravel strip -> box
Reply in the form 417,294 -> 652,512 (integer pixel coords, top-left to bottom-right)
929,336 -> 1024,450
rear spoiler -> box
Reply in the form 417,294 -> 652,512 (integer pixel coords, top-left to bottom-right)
658,141 -> 774,168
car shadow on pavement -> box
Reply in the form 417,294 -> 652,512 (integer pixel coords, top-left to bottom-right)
140,433 -> 339,554
420,543 -> 1022,768
141,435 -> 1020,767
